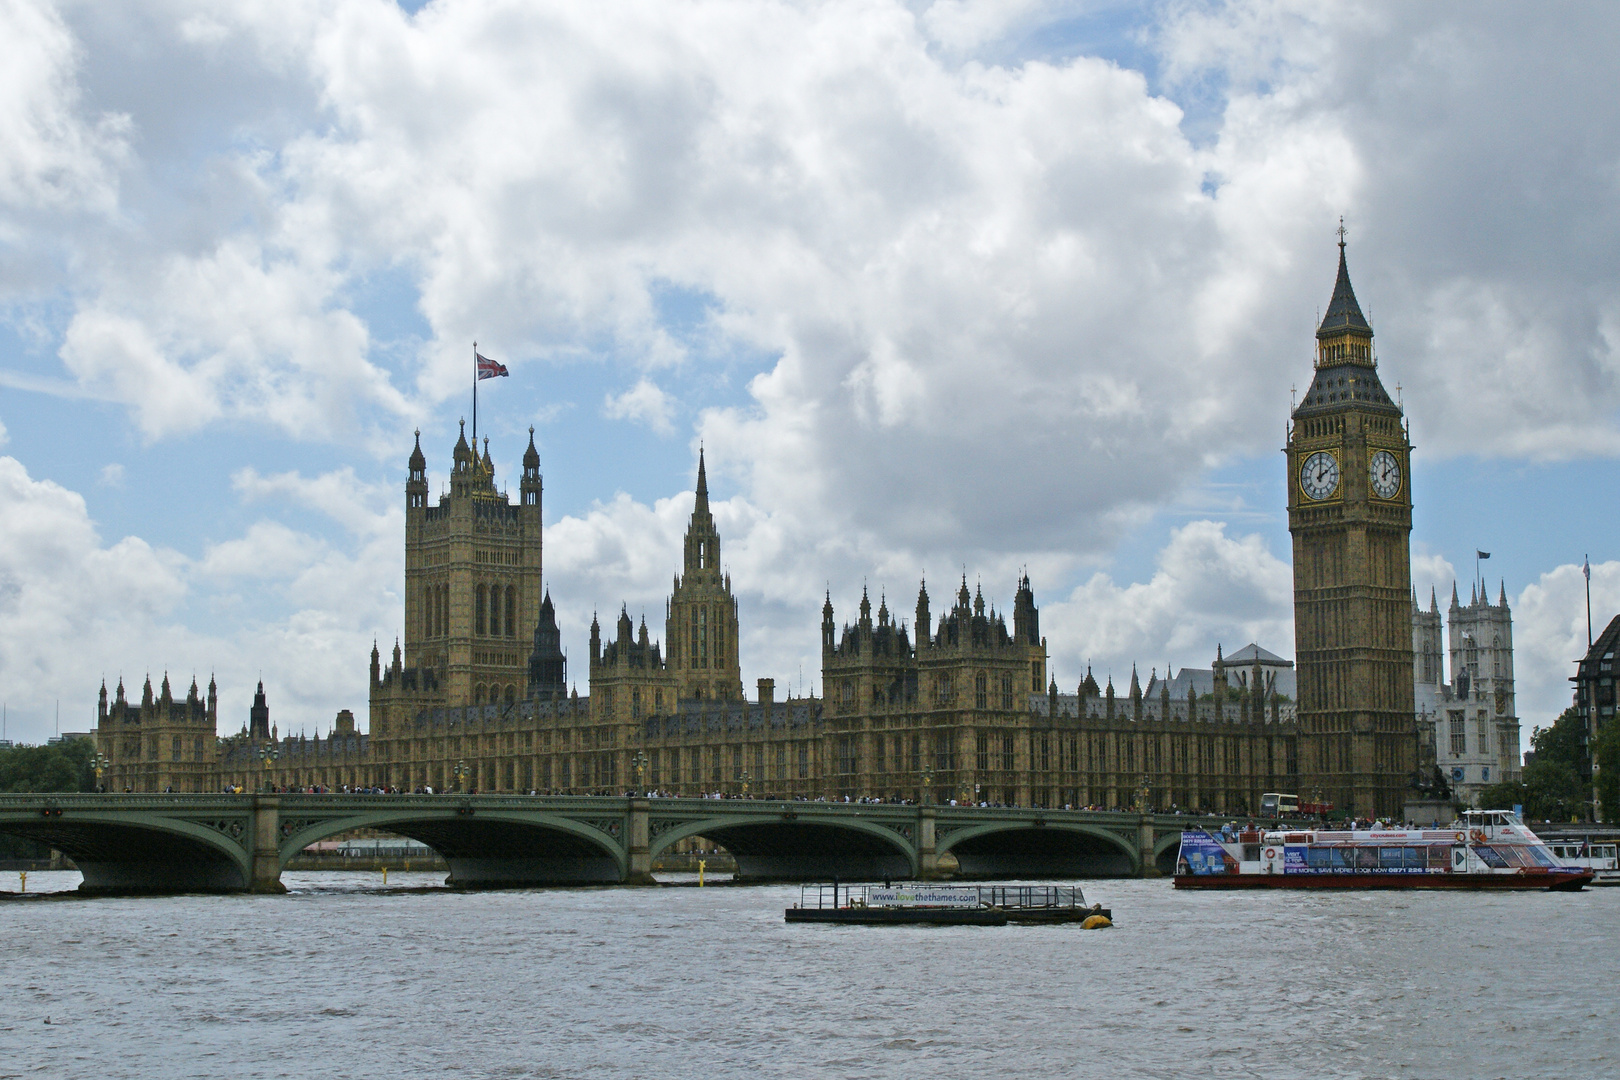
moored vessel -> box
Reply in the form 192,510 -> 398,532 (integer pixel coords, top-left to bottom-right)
786,883 -> 1111,925
1174,810 -> 1591,891
1543,837 -> 1620,886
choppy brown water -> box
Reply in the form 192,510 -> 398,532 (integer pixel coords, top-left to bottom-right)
2,871 -> 1616,1079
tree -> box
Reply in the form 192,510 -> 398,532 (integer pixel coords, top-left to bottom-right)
0,739 -> 96,793
1593,719 -> 1620,824
1529,707 -> 1586,771
1476,759 -> 1585,823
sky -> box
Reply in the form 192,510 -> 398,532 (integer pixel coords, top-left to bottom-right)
1,0 -> 1618,749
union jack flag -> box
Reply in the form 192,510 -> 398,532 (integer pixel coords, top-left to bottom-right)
475,352 -> 508,380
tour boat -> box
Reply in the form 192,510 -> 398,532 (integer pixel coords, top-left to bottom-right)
1173,810 -> 1592,891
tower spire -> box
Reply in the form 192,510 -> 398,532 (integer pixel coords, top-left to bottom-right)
695,447 -> 709,513
1317,221 -> 1372,340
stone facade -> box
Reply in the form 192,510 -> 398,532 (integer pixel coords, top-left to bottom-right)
1413,583 -> 1522,805
96,674 -> 219,792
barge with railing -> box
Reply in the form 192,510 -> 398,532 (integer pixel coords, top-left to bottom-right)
786,883 -> 1111,925
1543,837 -> 1620,886
1174,809 -> 1591,891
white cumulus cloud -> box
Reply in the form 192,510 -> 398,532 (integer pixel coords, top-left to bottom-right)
603,378 -> 676,435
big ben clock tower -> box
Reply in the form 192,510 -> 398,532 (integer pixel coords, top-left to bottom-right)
1288,228 -> 1417,819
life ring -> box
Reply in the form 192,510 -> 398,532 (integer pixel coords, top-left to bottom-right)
1470,829 -> 1487,844
1265,847 -> 1277,859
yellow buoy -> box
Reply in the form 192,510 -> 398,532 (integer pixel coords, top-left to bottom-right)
1081,914 -> 1112,930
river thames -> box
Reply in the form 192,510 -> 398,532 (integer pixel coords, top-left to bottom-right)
2,871 -> 1615,1079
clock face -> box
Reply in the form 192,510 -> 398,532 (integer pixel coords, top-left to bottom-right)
1299,450 -> 1339,501
1369,450 -> 1402,499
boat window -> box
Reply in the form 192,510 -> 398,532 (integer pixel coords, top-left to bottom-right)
1600,846 -> 1617,859
1243,845 -> 1261,861
1355,847 -> 1379,870
1428,845 -> 1450,869
1525,845 -> 1559,868
1494,845 -> 1530,868
1333,847 -> 1358,869
1472,844 -> 1509,869
1307,847 -> 1333,868
1378,847 -> 1404,868
1402,847 -> 1426,869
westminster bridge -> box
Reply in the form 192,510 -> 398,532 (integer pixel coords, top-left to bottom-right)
0,793 -> 1225,894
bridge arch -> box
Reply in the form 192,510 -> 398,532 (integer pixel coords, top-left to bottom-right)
280,809 -> 628,887
938,821 -> 1138,878
650,811 -> 917,881
0,811 -> 252,893
1153,830 -> 1187,875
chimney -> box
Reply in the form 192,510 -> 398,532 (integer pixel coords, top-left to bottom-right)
757,678 -> 775,706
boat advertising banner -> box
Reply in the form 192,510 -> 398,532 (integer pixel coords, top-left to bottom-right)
1177,831 -> 1237,875
867,887 -> 980,908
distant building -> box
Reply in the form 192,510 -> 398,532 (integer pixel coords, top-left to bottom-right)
1148,644 -> 1297,713
1412,582 -> 1521,805
94,245 -> 1446,816
1571,612 -> 1620,796
95,674 -> 219,792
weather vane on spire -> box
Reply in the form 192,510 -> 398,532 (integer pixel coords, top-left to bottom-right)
1336,216 -> 1347,250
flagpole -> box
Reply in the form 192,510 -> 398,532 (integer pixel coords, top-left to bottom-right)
472,341 -> 478,448
1586,554 -> 1593,648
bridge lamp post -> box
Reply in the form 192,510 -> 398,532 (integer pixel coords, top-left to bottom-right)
921,764 -> 934,805
90,752 -> 109,793
740,771 -> 750,799
259,743 -> 280,792
1135,775 -> 1150,814
453,760 -> 470,794
633,751 -> 648,795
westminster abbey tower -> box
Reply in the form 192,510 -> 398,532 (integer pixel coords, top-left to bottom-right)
1287,236 -> 1418,818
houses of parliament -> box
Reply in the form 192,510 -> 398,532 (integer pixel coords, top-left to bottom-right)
96,244 -> 1481,819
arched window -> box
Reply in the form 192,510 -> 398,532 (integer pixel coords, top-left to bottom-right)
475,585 -> 487,636
474,684 -> 486,705
441,585 -> 450,638
506,586 -> 516,638
504,685 -> 516,705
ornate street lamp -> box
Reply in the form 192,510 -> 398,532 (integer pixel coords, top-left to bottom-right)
1136,775 -> 1151,813
740,770 -> 751,798
259,743 -> 280,792
633,751 -> 648,794
90,751 -> 109,793
453,760 -> 470,793
921,763 -> 935,805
